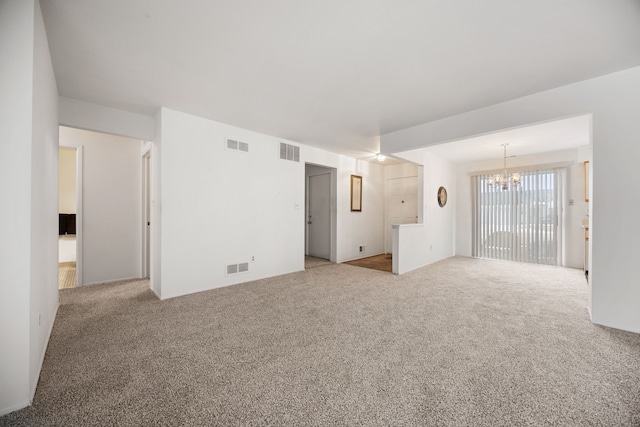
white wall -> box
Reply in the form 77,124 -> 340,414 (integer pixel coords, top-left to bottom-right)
58,148 -> 76,213
384,162 -> 419,181
59,96 -> 154,142
381,66 -> 640,334
59,127 -> 142,285
0,0 -> 34,415
150,112 -> 162,297
389,150 -> 456,272
0,0 -> 59,415
454,148 -> 589,268
156,108 -> 385,299
30,0 -> 60,402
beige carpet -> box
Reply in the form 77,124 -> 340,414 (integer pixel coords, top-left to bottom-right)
2,257 -> 639,426
58,262 -> 76,289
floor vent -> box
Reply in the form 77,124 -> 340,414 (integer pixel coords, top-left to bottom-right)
227,138 -> 249,153
279,142 -> 300,162
226,262 -> 249,276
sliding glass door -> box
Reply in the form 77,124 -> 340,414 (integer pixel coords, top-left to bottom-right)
471,168 -> 564,265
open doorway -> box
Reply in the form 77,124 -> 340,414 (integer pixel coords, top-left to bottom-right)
58,126 -> 143,287
58,146 -> 82,288
385,175 -> 419,254
305,164 -> 337,269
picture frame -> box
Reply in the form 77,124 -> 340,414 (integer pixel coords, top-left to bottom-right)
350,175 -> 362,212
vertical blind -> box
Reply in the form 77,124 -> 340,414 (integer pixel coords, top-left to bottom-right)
471,167 -> 565,265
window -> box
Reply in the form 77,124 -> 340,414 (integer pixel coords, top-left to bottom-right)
471,168 -> 565,265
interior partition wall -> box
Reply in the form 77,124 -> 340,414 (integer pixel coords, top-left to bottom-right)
471,167 -> 565,265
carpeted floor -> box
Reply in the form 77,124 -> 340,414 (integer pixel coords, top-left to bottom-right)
2,257 -> 640,426
344,253 -> 392,273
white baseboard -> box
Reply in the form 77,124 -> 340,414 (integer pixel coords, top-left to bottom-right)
0,400 -> 31,417
81,276 -> 144,287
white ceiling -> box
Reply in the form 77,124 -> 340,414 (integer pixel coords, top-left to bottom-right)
422,114 -> 591,164
40,1 -> 640,158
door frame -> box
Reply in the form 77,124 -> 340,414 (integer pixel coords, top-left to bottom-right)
141,147 -> 151,279
305,163 -> 337,262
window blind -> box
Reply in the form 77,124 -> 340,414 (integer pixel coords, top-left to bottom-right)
471,167 -> 565,265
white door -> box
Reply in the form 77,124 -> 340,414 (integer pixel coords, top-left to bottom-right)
385,176 -> 418,253
308,173 -> 331,259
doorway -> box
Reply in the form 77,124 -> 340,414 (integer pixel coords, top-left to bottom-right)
385,176 -> 418,253
58,146 -> 82,288
305,164 -> 337,267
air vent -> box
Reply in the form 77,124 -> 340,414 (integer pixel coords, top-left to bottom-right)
226,262 -> 249,276
279,142 -> 300,162
226,138 -> 249,153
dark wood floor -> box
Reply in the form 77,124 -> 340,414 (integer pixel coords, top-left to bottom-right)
344,254 -> 392,273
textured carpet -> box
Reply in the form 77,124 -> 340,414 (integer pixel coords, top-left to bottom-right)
2,257 -> 640,426
344,254 -> 392,273
57,262 -> 76,289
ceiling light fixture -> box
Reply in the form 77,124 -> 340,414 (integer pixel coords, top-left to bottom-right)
488,144 -> 521,190
376,153 -> 386,162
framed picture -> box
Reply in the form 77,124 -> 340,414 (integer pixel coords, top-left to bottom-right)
350,175 -> 362,212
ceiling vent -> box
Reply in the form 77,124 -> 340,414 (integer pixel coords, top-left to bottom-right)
227,138 -> 249,153
279,142 -> 300,162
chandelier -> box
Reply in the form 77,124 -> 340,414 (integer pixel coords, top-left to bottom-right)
488,144 -> 521,190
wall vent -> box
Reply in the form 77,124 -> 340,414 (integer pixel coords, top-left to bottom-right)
226,262 -> 249,276
279,142 -> 300,162
227,138 -> 249,153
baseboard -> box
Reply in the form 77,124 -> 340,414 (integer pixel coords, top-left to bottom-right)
81,276 -> 143,287
150,286 -> 161,299
0,400 -> 31,417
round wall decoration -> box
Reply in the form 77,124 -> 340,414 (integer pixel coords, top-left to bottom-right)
437,186 -> 448,207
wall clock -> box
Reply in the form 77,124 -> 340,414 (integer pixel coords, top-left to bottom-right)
437,186 -> 447,207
